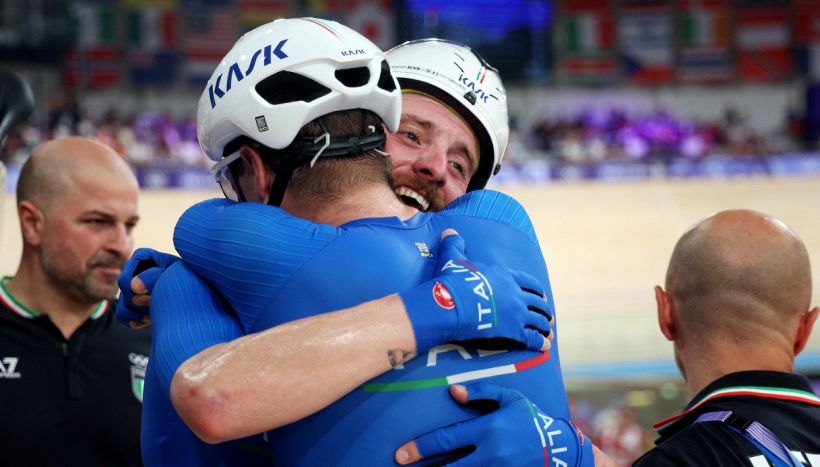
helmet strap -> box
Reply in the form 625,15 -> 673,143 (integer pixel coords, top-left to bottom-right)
262,147 -> 304,207
266,167 -> 292,207
309,118 -> 332,168
228,159 -> 248,203
257,116 -> 388,206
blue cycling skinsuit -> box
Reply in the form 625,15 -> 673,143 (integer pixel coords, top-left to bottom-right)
140,263 -> 271,467
144,190 -> 571,466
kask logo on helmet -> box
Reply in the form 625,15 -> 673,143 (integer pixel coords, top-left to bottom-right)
207,39 -> 289,109
457,68 -> 493,105
341,48 -> 366,56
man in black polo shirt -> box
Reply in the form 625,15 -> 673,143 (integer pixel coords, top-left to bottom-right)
634,209 -> 820,466
0,137 -> 150,466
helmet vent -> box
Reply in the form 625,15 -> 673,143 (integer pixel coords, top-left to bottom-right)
334,67 -> 371,88
256,71 -> 331,105
377,60 -> 397,92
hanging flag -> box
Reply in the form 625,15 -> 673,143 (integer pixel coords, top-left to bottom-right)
737,10 -> 788,50
563,55 -> 619,84
560,0 -> 617,84
618,5 -> 674,84
63,46 -> 122,88
72,3 -> 117,48
126,8 -> 176,50
794,2 -> 820,81
736,8 -> 790,81
561,0 -> 615,52
564,13 -> 614,53
676,0 -> 732,83
677,47 -> 733,83
183,8 -> 237,56
237,0 -> 290,32
344,0 -> 395,50
186,55 -> 220,87
183,7 -> 237,86
677,3 -> 729,47
129,50 -> 177,85
795,3 -> 820,45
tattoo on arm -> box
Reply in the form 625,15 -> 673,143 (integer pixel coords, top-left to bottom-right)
388,349 -> 416,368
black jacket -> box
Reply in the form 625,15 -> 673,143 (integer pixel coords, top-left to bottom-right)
634,371 -> 820,466
0,289 -> 151,467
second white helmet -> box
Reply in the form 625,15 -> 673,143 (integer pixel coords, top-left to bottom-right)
386,39 -> 509,191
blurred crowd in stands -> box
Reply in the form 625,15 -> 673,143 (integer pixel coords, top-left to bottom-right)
1,91 -> 207,169
0,90 -> 812,169
571,399 -> 654,466
524,106 -> 807,164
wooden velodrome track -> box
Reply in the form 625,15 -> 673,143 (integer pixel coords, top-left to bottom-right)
2,177 -> 819,379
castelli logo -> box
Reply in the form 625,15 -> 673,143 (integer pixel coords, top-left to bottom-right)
432,282 -> 455,309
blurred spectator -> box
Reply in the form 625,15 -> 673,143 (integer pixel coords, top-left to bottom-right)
46,89 -> 81,138
526,104 -> 803,163
568,396 -> 596,440
722,106 -> 758,155
594,406 -> 651,466
1,95 -> 208,168
783,106 -> 805,151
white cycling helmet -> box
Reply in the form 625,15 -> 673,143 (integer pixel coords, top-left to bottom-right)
197,17 -> 401,163
386,39 -> 509,191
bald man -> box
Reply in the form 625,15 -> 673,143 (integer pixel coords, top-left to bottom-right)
0,137 -> 150,466
634,209 -> 820,466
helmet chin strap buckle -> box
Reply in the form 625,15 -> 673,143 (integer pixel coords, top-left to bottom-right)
368,125 -> 390,158
310,132 -> 331,168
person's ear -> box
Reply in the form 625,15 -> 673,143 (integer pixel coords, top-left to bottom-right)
239,145 -> 275,203
18,200 -> 45,247
656,285 -> 677,342
793,306 -> 819,356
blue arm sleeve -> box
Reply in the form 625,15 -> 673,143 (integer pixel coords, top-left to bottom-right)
172,198 -> 339,331
149,261 -> 244,394
442,190 -> 540,247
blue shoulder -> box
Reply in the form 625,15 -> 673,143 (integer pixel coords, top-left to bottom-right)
440,190 -> 538,245
174,198 -> 340,267
149,261 -> 242,393
172,198 -> 342,330
176,197 -> 312,235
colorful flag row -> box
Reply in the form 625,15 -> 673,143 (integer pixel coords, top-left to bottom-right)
63,0 -> 396,88
63,47 -> 180,87
558,0 -> 819,85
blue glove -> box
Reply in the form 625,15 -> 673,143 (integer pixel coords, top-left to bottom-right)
116,248 -> 180,328
398,382 -> 594,467
400,231 -> 551,353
